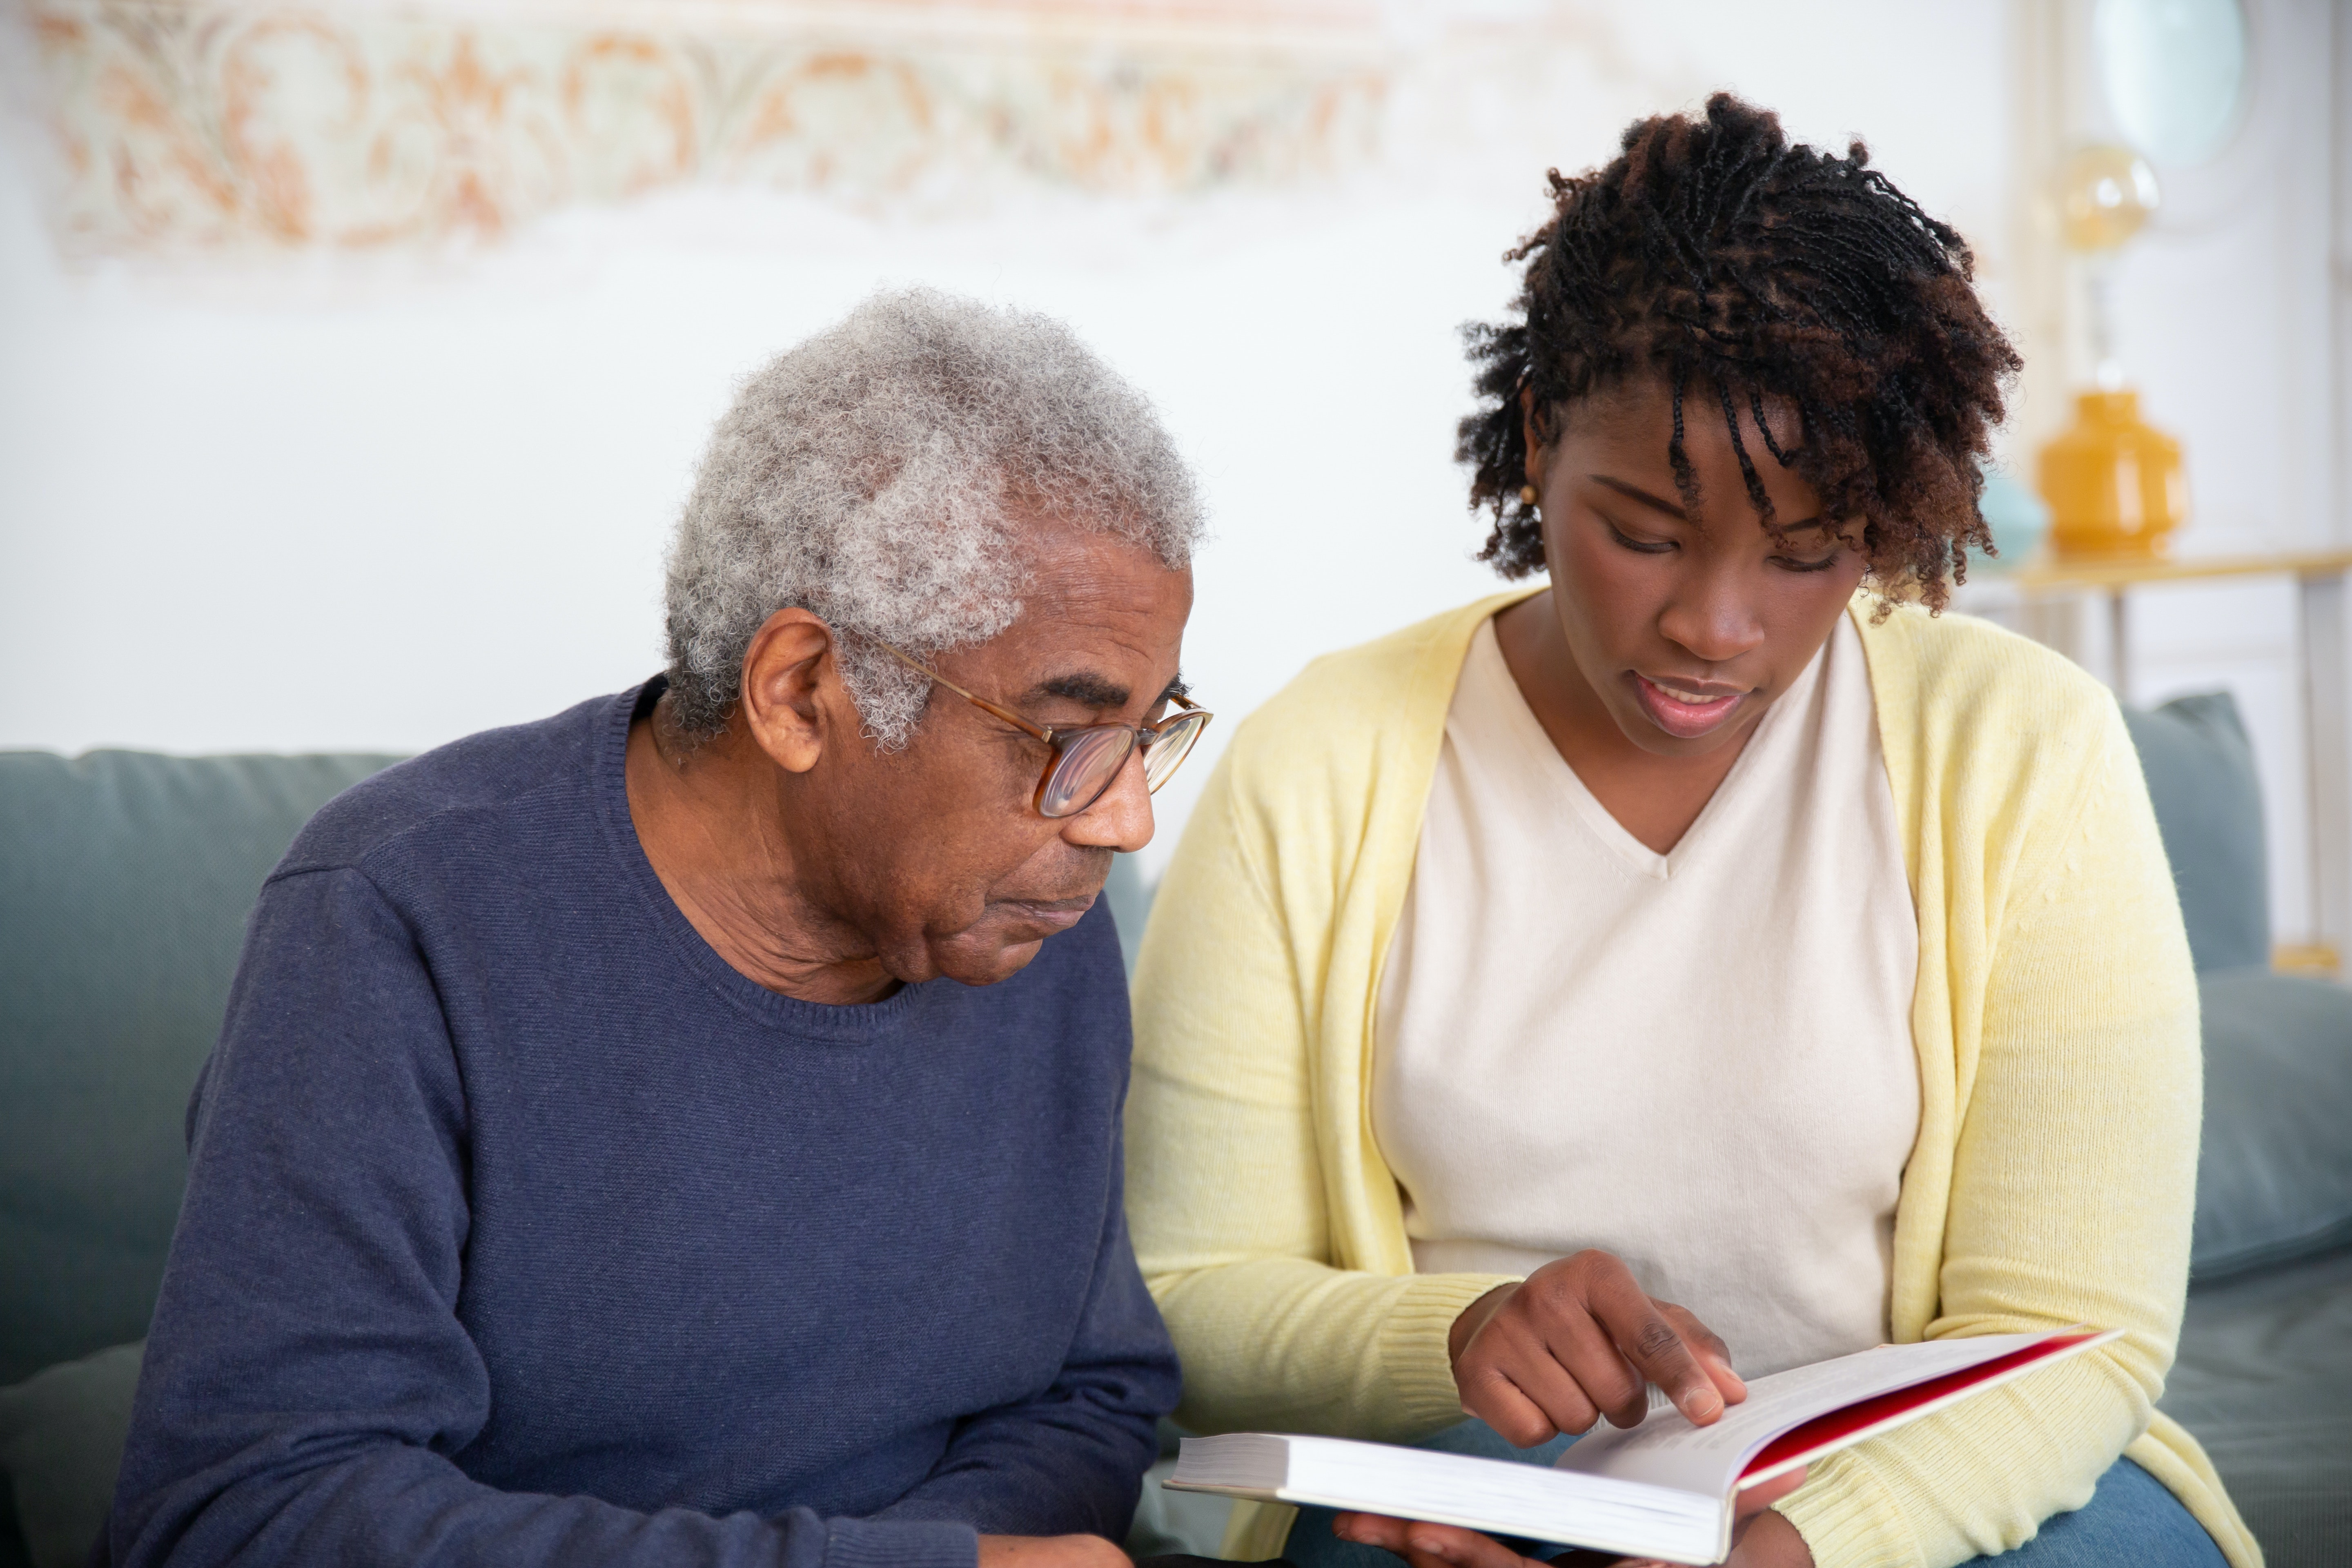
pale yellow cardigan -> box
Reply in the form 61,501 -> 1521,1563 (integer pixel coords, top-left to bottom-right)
1125,591 -> 2258,1568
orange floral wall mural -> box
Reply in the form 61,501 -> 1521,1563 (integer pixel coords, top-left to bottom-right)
24,0 -> 1397,253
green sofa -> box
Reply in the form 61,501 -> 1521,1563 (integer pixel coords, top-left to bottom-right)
5,695 -> 2350,1567
0,751 -> 398,1568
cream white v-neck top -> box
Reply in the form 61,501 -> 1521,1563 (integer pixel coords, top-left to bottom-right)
1370,616 -> 1921,1377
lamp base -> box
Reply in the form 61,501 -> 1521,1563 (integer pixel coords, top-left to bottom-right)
2038,389 -> 2187,559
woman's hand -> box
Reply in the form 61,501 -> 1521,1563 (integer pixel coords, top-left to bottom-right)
1334,1254 -> 1782,1568
976,1534 -> 1129,1568
1449,1251 -> 1748,1445
1331,1466 -> 1812,1568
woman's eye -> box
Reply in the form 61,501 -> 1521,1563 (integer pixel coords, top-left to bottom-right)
1774,552 -> 1843,573
1606,523 -> 1675,555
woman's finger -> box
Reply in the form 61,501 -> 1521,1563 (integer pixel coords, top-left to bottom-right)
1732,1464 -> 1808,1517
1486,1310 -> 1605,1440
1577,1257 -> 1724,1425
1332,1513 -> 1405,1550
1657,1301 -> 1747,1404
1398,1520 -> 1538,1568
1333,1510 -> 1427,1562
1333,1514 -> 1535,1568
1454,1330 -> 1576,1447
1500,1355 -> 1604,1443
1527,1285 -> 1648,1429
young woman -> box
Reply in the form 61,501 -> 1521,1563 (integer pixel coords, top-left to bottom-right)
1124,97 -> 2255,1568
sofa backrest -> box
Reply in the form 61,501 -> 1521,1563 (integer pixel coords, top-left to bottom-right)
0,688 -> 2278,1383
0,750 -> 399,1385
2122,691 -> 2270,975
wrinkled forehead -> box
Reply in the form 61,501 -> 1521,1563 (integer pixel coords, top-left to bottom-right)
1007,516 -> 1194,616
953,522 -> 1192,704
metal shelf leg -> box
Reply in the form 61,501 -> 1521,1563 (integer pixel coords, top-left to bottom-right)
2299,571 -> 2351,962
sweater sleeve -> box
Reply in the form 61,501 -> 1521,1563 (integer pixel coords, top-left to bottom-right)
106,866 -> 977,1568
871,1118 -> 1176,1539
1776,702 -> 2203,1568
1126,756 -> 1517,1443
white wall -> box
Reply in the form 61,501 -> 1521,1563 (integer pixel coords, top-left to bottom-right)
2059,0 -> 2345,942
7,0 -> 2018,881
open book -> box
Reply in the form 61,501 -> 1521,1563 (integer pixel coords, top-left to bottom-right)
1165,1327 -> 2119,1566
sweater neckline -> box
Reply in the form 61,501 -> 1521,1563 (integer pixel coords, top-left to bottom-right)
592,677 -> 935,1040
1457,616 -> 1831,880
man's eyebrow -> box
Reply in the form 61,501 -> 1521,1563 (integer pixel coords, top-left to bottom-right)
1030,672 -> 1131,709
1025,671 -> 1189,710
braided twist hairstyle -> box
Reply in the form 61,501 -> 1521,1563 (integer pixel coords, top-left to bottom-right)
1458,93 -> 2021,608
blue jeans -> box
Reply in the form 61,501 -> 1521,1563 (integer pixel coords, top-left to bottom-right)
1281,1420 -> 2226,1568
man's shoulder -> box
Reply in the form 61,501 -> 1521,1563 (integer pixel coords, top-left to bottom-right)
275,686 -> 638,882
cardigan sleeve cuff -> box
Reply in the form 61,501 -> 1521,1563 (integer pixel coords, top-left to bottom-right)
1774,1451 -> 1921,1568
1374,1272 -> 1524,1434
822,1517 -> 980,1568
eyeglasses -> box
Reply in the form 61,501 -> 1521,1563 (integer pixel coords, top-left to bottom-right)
876,641 -> 1213,819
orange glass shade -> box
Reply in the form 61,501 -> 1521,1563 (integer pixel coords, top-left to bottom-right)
2037,390 -> 2187,558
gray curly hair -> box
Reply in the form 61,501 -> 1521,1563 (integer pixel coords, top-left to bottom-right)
663,288 -> 1204,748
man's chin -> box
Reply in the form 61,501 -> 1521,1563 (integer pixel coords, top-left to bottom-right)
918,933 -> 1049,989
920,902 -> 1093,987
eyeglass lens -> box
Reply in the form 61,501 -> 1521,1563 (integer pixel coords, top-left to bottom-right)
1037,726 -> 1135,818
1036,711 -> 1209,819
1139,711 -> 1207,792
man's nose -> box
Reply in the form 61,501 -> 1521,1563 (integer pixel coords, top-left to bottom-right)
1062,744 -> 1155,854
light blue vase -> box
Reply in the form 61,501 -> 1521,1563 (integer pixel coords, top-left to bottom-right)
1974,469 -> 2051,572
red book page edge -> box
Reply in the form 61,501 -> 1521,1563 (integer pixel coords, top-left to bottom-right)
1738,1330 -> 2118,1486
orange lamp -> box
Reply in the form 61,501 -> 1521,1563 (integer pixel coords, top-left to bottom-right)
2038,389 -> 2187,558
2037,145 -> 2185,559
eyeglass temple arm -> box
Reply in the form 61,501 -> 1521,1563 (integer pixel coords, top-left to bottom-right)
878,637 -> 1202,741
875,640 -> 1055,743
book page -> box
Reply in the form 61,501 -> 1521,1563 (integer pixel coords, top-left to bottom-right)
1553,1332 -> 2073,1497
1170,1434 -> 1727,1563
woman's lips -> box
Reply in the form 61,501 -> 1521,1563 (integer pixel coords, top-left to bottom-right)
1631,673 -> 1749,739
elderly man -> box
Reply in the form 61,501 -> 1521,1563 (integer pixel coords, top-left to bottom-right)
106,292 -> 1205,1568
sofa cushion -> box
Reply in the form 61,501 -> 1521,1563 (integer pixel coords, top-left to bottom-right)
0,1341 -> 141,1568
0,1476 -> 28,1568
2193,968 -> 2352,1280
0,751 -> 397,1384
2123,693 -> 2270,974
2162,1247 -> 2352,1567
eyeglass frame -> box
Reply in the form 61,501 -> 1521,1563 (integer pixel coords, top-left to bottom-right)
873,639 -> 1212,819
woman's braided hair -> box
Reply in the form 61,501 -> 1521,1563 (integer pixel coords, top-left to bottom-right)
1459,93 -> 2021,608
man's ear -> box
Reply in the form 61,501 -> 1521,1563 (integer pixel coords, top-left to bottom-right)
737,608 -> 839,775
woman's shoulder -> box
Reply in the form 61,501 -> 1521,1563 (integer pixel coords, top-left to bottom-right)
1860,598 -> 2116,722
1855,597 -> 2132,808
1221,591 -> 1531,782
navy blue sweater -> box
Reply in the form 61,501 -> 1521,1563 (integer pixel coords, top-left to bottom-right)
107,682 -> 1180,1568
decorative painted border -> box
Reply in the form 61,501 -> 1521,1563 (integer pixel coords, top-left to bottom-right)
24,0 -> 1395,252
